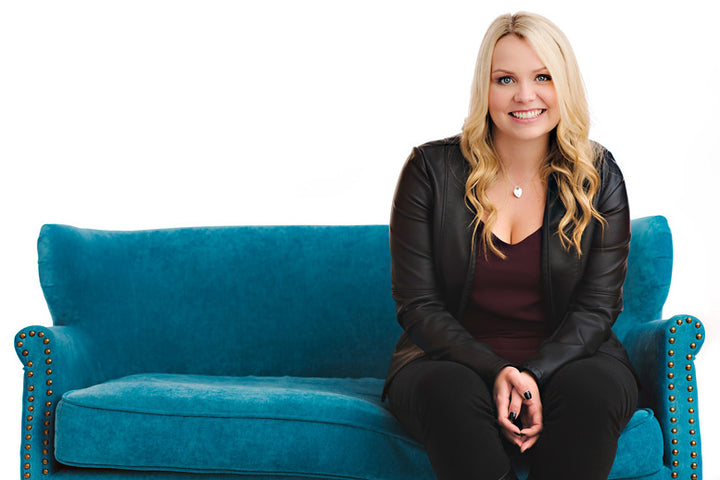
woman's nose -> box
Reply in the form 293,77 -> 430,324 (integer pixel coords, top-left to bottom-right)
514,81 -> 536,103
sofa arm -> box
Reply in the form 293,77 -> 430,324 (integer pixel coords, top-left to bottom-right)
623,315 -> 704,480
14,325 -> 106,479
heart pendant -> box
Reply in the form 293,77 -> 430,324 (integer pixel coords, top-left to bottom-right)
513,186 -> 523,198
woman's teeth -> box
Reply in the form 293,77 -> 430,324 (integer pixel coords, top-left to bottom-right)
511,109 -> 544,119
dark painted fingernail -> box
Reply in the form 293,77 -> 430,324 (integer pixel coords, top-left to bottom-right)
523,390 -> 532,400
508,412 -> 517,422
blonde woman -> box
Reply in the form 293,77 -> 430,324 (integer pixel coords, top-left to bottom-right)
383,12 -> 638,480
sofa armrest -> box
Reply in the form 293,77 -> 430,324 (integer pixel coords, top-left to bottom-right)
623,315 -> 704,480
14,325 -> 106,478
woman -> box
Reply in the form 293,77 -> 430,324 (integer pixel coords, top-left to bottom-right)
383,12 -> 638,480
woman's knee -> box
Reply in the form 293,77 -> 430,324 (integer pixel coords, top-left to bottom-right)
541,354 -> 638,424
390,359 -> 494,418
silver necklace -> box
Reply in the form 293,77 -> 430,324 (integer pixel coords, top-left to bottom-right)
499,162 -> 537,199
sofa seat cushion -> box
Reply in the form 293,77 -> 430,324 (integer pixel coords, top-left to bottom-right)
55,374 -> 663,480
54,374 -> 434,479
610,408 -> 664,478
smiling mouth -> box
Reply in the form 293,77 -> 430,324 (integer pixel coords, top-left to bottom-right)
510,109 -> 545,120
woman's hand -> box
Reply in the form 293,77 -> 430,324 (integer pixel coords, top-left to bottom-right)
493,366 -> 542,452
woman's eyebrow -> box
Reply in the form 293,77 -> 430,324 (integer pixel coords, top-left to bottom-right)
491,66 -> 548,74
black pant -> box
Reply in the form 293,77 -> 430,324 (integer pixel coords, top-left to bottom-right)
387,353 -> 638,480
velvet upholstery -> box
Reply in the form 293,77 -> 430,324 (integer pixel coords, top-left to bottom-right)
14,216 -> 704,480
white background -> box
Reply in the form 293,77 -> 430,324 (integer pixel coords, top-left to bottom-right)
1,1 -> 718,478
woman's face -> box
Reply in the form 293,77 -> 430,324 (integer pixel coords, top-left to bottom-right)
488,34 -> 560,146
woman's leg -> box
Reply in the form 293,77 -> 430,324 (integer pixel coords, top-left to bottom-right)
528,353 -> 638,480
387,358 -> 515,480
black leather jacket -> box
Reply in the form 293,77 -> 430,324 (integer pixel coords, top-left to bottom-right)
383,135 -> 634,398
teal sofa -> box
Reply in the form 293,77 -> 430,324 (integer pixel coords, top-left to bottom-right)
14,216 -> 704,480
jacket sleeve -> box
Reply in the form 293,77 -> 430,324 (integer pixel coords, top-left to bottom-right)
521,152 -> 631,386
390,147 -> 511,383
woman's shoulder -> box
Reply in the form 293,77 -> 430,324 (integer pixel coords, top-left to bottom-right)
417,134 -> 462,150
591,141 -> 621,172
409,134 -> 465,167
589,142 -> 627,205
591,141 -> 625,182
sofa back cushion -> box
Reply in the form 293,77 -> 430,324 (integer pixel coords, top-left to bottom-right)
613,215 -> 673,341
37,216 -> 672,379
38,224 -> 397,379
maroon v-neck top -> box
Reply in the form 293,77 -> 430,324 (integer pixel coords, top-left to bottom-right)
461,228 -> 548,366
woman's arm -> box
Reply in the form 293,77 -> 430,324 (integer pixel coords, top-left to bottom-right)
390,146 -> 511,384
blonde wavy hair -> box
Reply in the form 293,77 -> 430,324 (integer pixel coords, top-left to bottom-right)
461,12 -> 604,258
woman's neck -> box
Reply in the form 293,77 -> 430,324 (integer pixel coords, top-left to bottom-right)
494,135 -> 549,176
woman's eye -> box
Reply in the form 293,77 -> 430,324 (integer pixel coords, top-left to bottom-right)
496,76 -> 513,85
536,74 -> 552,82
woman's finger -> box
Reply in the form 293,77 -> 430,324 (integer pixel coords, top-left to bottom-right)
507,388 -> 524,427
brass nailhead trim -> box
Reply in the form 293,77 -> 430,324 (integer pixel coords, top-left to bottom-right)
668,362 -> 675,368
21,330 -> 53,479
670,407 -> 676,412
696,334 -> 703,340
691,452 -> 698,458
686,354 -> 693,360
688,386 -> 694,392
668,384 -> 675,390
690,429 -> 696,435
672,449 -> 678,455
669,350 -> 675,356
691,440 -> 697,446
690,343 -> 697,349
677,319 -> 683,325
672,438 -> 678,444
669,338 -> 676,344
672,460 -> 679,467
686,364 -> 692,371
671,473 -> 678,479
689,408 -> 695,414
669,395 -> 676,401
668,373 -> 674,379
686,317 -> 692,323
687,375 -> 693,381
671,428 -> 678,434
695,322 -> 701,328
688,397 -> 694,403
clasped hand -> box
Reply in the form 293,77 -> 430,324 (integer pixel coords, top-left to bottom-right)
493,366 -> 542,453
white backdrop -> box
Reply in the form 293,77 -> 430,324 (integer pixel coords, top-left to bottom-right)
1,1 -> 718,478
